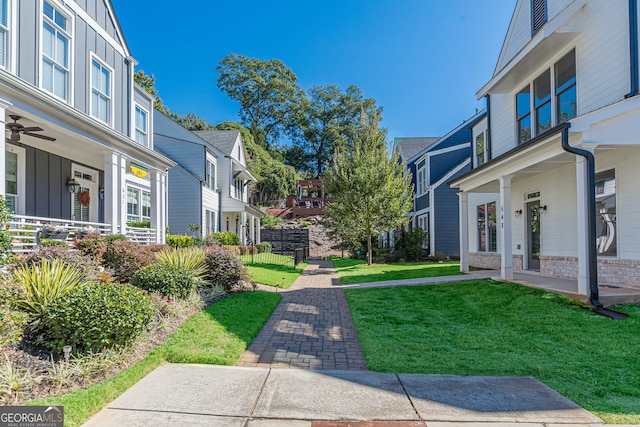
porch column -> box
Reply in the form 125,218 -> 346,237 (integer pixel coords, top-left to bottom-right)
576,155 -> 590,296
241,211 -> 247,245
118,156 -> 128,236
499,175 -> 513,280
161,171 -> 167,243
250,214 -> 255,244
150,170 -> 162,244
103,152 -> 120,233
458,191 -> 469,273
429,188 -> 435,256
256,216 -> 261,244
0,100 -> 12,197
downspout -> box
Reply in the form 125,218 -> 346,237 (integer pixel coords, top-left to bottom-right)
626,0 -> 639,98
560,124 -> 602,307
485,94 -> 492,161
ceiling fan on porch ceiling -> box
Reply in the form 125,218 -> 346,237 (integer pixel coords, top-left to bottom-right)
5,115 -> 56,143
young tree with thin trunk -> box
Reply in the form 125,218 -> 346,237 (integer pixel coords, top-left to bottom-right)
324,112 -> 413,265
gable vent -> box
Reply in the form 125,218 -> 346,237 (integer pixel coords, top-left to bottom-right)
531,0 -> 547,36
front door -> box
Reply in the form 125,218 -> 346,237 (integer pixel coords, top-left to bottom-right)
71,165 -> 98,223
527,200 -> 541,270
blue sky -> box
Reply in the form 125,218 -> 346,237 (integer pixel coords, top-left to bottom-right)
111,0 -> 515,142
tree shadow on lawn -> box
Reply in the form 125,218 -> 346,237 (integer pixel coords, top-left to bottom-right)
337,263 -> 463,285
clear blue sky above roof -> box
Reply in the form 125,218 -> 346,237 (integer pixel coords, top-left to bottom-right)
111,0 -> 515,141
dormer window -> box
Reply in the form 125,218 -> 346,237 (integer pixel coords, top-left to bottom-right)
41,1 -> 70,100
531,0 -> 547,36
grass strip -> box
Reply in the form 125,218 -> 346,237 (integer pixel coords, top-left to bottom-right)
330,257 -> 462,284
345,280 -> 640,424
245,261 -> 307,288
30,291 -> 281,427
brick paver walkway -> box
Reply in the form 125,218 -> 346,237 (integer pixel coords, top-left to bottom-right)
237,260 -> 368,370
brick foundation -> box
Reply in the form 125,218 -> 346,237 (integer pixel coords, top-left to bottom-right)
469,252 -> 501,270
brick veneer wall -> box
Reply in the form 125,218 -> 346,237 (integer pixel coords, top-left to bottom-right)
540,256 -> 578,280
469,252 -> 501,270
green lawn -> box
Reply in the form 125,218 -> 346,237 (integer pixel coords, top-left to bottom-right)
239,252 -> 295,267
31,291 -> 281,427
345,280 -> 640,424
245,261 -> 307,288
330,257 -> 463,284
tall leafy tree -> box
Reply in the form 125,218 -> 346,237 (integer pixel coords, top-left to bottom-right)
325,112 -> 413,265
134,70 -> 167,112
216,54 -> 303,149
214,122 -> 297,206
290,84 -> 382,177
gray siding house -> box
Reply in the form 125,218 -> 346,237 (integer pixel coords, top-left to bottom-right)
154,112 -> 261,244
0,0 -> 174,249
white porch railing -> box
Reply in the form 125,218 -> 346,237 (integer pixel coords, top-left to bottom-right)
125,226 -> 157,246
7,215 -> 157,253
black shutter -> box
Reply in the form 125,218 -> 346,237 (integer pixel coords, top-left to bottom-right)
531,0 -> 547,36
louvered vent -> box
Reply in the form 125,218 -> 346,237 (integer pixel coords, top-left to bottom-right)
531,0 -> 547,36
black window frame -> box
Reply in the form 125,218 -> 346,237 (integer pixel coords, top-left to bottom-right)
555,49 -> 577,124
516,85 -> 531,145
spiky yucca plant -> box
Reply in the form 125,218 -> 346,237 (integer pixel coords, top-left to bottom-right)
12,259 -> 91,315
155,247 -> 209,287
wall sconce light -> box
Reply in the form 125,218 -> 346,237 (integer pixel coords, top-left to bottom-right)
515,209 -> 523,218
541,205 -> 548,213
99,187 -> 105,200
66,178 -> 80,194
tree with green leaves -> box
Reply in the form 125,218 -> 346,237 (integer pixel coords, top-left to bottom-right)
324,112 -> 413,265
134,70 -> 167,112
216,54 -> 303,149
289,84 -> 382,177
214,122 -> 297,205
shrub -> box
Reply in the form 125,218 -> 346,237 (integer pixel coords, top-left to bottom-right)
166,234 -> 195,248
211,231 -> 241,246
395,228 -> 428,262
0,278 -> 28,347
0,197 -> 14,267
126,220 -> 151,228
261,214 -> 283,229
102,241 -> 155,283
256,241 -> 272,253
15,245 -> 113,284
130,263 -> 195,300
204,234 -> 221,247
38,239 -> 69,249
35,283 -> 155,354
12,259 -> 91,316
155,247 -> 208,287
204,247 -> 249,291
104,234 -> 127,245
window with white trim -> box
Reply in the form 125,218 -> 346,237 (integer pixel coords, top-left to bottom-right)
42,1 -> 70,100
205,159 -> 215,190
595,170 -> 616,257
91,57 -> 111,123
127,186 -> 151,223
0,0 -> 8,68
416,163 -> 427,196
477,202 -> 497,252
417,213 -> 429,250
475,130 -> 488,167
134,105 -> 148,146
205,210 -> 216,235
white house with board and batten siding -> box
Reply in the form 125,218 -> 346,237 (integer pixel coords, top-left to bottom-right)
450,0 -> 640,303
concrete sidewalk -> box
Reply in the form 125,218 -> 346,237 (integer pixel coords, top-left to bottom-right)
84,364 -> 606,427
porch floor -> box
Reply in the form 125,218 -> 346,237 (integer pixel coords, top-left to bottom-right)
491,272 -> 640,306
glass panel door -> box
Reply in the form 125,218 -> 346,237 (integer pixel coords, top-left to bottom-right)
527,201 -> 541,270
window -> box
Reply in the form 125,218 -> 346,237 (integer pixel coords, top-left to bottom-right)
477,202 -> 497,252
205,159 -> 215,189
127,187 -> 151,223
476,131 -> 487,166
534,69 -> 551,134
417,214 -> 429,250
134,105 -> 148,145
416,162 -> 427,196
5,150 -> 18,211
516,85 -> 531,144
595,170 -> 616,257
0,0 -> 8,68
234,178 -> 244,199
91,58 -> 111,123
555,49 -> 576,123
205,210 -> 216,235
42,1 -> 69,100
531,0 -> 547,36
